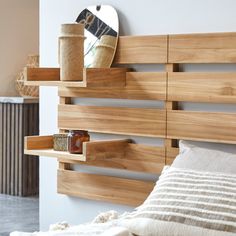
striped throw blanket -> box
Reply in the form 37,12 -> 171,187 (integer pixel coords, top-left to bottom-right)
121,167 -> 236,236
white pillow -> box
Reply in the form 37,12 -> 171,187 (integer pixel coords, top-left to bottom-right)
171,140 -> 236,174
120,166 -> 236,236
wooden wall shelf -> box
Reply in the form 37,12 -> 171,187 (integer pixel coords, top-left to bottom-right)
58,105 -> 166,138
24,135 -> 132,162
25,135 -> 165,174
24,67 -> 129,88
168,32 -> 236,63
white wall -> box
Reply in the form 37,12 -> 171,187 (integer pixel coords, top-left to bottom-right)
40,0 -> 236,230
0,0 -> 39,96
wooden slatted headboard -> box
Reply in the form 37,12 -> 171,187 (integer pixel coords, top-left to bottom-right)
57,32 -> 236,206
166,32 -> 236,164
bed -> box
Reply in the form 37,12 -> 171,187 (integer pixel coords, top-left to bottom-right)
11,140 -> 236,236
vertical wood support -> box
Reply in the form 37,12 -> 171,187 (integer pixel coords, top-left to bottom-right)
59,97 -> 71,134
59,97 -> 71,105
59,162 -> 71,170
165,63 -> 179,164
58,96 -> 72,170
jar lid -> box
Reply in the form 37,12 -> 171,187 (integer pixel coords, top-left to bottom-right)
69,130 -> 88,133
53,133 -> 68,138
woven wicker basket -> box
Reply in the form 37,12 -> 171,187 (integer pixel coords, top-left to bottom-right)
16,55 -> 39,97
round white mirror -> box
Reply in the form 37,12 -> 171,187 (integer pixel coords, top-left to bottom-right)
76,5 -> 119,68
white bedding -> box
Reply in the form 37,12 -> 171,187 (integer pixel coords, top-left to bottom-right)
10,222 -> 131,236
10,212 -> 132,236
120,167 -> 236,236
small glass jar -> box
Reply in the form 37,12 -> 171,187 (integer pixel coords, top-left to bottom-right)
68,130 -> 90,154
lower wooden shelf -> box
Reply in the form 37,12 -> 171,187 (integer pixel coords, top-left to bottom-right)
24,80 -> 86,87
24,135 -> 131,162
24,135 -> 166,174
25,148 -> 86,161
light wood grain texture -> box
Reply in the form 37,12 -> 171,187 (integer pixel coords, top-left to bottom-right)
124,144 -> 165,174
25,135 -> 165,173
25,32 -> 236,205
84,139 -> 130,161
165,63 -> 179,72
84,68 -> 128,88
114,35 -> 168,64
24,67 -> 128,88
59,97 -> 71,134
168,72 -> 236,103
59,162 -> 71,171
25,136 -> 131,162
167,111 -> 236,144
59,97 -> 71,105
25,80 -> 86,87
25,149 -> 86,161
74,144 -> 165,174
166,147 -> 179,165
59,72 -> 167,100
58,170 -> 155,206
24,136 -> 53,150
58,105 -> 166,137
169,32 -> 236,63
164,63 -> 179,165
164,100 -> 178,165
165,101 -> 178,110
24,67 -> 60,81
57,97 -> 73,170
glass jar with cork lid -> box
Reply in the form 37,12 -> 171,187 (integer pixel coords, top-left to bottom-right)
68,130 -> 90,154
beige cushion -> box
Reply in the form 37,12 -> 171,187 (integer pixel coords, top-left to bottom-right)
171,140 -> 236,174
120,167 -> 236,236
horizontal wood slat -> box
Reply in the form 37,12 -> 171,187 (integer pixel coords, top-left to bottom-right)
58,105 -> 166,137
167,111 -> 236,144
114,35 -> 168,64
57,170 -> 155,206
168,72 -> 236,103
69,144 -> 165,174
169,32 -> 236,63
125,144 -> 165,173
59,72 -> 167,100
